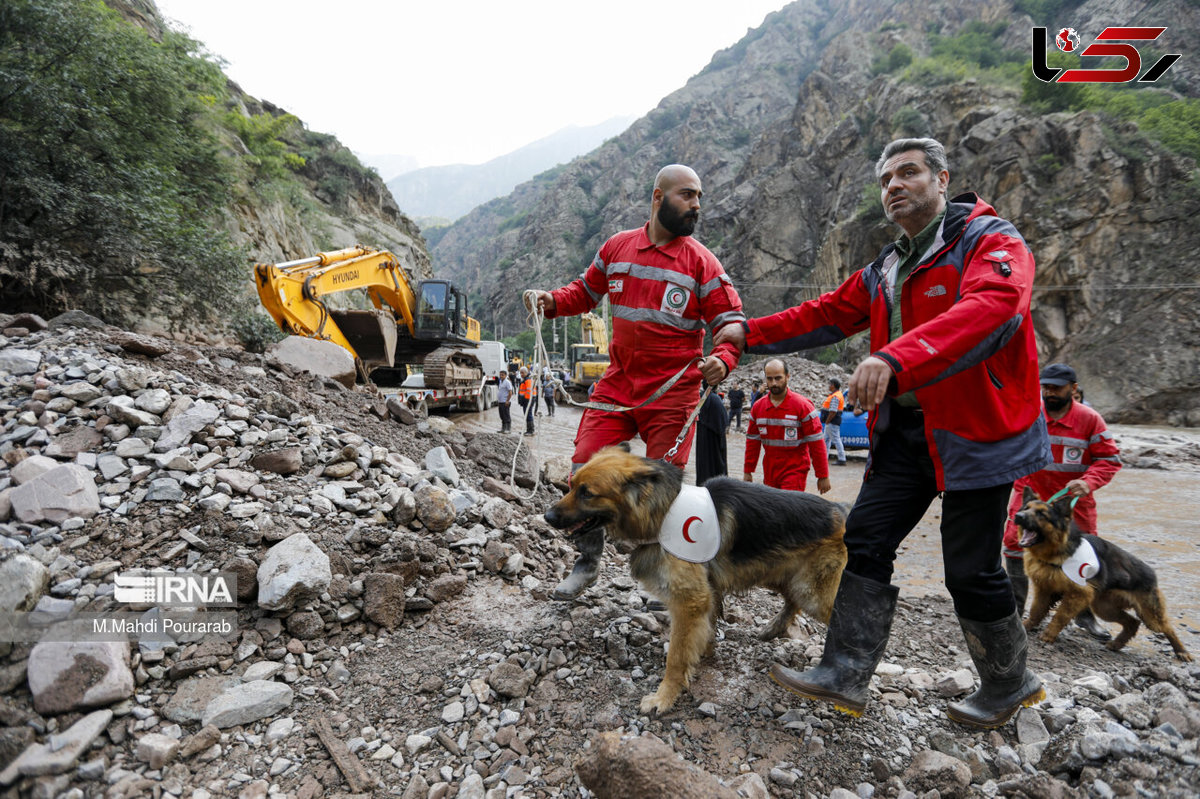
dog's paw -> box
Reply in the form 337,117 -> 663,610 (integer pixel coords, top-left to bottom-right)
1039,631 -> 1059,644
639,686 -> 679,716
1022,619 -> 1036,632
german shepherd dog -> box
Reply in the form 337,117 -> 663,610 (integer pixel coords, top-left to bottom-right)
1014,486 -> 1191,661
544,446 -> 848,714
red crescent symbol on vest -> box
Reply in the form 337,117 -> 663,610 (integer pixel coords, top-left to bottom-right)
682,516 -> 702,543
1078,563 -> 1089,579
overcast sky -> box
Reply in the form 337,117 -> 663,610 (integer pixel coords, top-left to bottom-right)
155,0 -> 788,169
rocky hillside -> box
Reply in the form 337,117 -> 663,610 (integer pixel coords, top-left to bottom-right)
1,315 -> 1199,798
0,0 -> 431,341
108,0 -> 434,279
432,0 -> 1200,426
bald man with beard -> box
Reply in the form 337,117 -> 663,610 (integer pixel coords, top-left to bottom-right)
527,164 -> 746,601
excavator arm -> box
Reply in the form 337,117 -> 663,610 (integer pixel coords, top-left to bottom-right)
254,245 -> 481,387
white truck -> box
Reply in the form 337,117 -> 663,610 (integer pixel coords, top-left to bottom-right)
388,340 -> 508,416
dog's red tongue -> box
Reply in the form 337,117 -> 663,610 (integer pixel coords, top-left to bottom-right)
1019,529 -> 1038,548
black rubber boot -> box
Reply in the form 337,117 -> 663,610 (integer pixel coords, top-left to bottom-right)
1005,556 -> 1028,617
948,612 -> 1045,729
551,529 -> 604,600
769,571 -> 898,717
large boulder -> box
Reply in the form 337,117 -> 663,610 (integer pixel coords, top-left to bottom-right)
9,464 -> 100,524
200,680 -> 294,729
257,533 -> 331,611
154,400 -> 221,453
465,433 -> 536,488
575,731 -> 739,799
267,336 -> 355,389
27,641 -> 134,715
0,349 -> 41,375
0,555 -> 49,612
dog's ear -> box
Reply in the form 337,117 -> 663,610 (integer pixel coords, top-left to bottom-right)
621,459 -> 665,503
1050,495 -> 1074,519
1021,485 -> 1037,504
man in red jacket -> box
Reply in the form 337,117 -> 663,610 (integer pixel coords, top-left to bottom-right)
1003,362 -> 1122,639
527,164 -> 744,601
716,138 -> 1051,729
744,359 -> 831,494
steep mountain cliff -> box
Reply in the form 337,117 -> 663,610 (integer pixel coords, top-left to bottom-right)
433,0 -> 1200,425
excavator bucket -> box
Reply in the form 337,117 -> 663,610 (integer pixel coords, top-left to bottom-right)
329,309 -> 397,370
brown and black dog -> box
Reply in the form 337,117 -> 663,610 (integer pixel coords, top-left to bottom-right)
1014,486 -> 1191,661
544,446 -> 847,714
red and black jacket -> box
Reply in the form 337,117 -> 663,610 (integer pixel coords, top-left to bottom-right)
745,194 -> 1051,490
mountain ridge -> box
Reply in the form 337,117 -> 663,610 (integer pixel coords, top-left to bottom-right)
431,0 -> 1200,425
385,116 -> 635,222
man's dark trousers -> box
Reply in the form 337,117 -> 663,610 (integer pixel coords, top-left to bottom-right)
843,401 -> 1016,623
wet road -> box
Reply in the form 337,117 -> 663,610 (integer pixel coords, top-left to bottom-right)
453,403 -> 1200,655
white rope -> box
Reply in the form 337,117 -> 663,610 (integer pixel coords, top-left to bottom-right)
503,291 -> 556,501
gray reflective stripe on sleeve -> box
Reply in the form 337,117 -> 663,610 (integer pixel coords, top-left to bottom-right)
581,280 -> 603,303
1093,455 -> 1122,463
709,310 -> 747,330
746,433 -> 761,441
762,439 -> 802,448
800,433 -> 823,443
1090,431 -> 1115,443
802,410 -> 820,423
1049,435 -> 1088,448
1044,462 -> 1088,473
757,418 -> 800,427
612,305 -> 704,331
698,276 -> 728,298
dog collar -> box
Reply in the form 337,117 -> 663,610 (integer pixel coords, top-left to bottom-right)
1061,538 -> 1099,586
659,484 -> 720,563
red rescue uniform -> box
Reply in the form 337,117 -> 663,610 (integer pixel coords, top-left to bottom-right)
549,224 -> 744,467
1003,400 -> 1121,557
744,390 -> 828,491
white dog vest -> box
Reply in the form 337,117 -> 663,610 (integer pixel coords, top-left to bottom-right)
1061,538 -> 1100,586
659,484 -> 721,563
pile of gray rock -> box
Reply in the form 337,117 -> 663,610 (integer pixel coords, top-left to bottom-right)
0,312 -> 1198,799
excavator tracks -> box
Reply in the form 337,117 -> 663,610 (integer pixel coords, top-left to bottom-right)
423,347 -> 483,391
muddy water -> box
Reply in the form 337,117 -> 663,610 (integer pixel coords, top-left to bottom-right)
452,404 -> 1200,657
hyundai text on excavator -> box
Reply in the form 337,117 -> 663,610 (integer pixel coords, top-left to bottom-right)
254,245 -> 504,412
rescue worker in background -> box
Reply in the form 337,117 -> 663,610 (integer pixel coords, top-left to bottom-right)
517,367 -> 536,436
496,371 -> 514,434
716,137 -> 1050,728
726,383 -> 746,432
542,368 -> 557,417
1002,362 -> 1122,639
743,359 -> 831,494
821,377 -> 848,467
526,163 -> 745,601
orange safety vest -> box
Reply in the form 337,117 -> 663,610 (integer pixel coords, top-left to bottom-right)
519,378 -> 534,400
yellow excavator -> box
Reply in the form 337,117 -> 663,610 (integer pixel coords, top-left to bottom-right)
569,312 -> 610,391
254,245 -> 484,388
